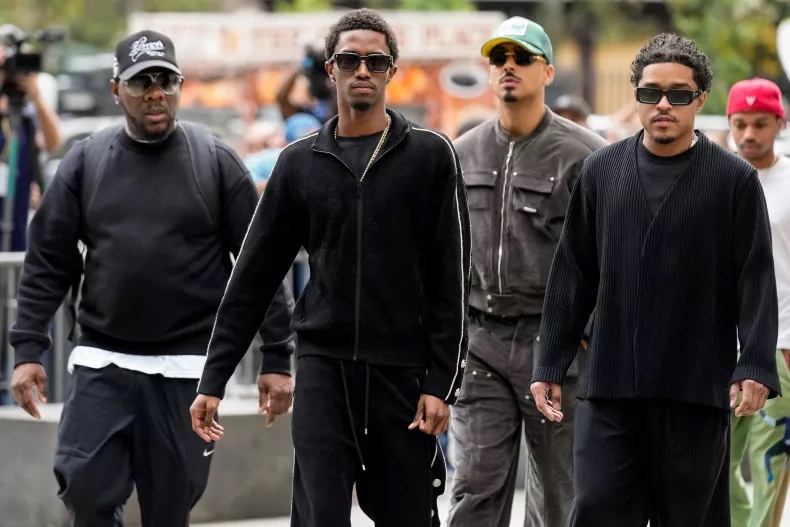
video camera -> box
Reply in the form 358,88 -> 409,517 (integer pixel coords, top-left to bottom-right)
0,24 -> 65,108
302,45 -> 334,101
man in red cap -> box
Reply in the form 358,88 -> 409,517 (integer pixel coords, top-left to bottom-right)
727,77 -> 790,527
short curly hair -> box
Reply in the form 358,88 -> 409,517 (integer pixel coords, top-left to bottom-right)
324,8 -> 399,63
630,33 -> 713,92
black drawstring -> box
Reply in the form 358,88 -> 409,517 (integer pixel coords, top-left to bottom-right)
364,363 -> 370,436
340,362 -> 366,471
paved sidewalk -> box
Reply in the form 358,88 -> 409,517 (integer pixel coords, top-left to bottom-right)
196,489 -> 520,526
195,485 -> 790,527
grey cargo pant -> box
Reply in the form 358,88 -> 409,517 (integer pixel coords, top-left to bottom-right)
448,311 -> 580,527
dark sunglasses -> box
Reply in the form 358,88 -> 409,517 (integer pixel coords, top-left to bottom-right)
331,52 -> 393,73
488,47 -> 546,67
636,87 -> 702,106
123,72 -> 184,97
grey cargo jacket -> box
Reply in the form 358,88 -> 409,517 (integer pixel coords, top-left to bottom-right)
454,108 -> 608,319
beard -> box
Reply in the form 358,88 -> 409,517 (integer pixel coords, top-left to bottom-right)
119,100 -> 175,143
350,101 -> 373,111
653,135 -> 676,145
502,88 -> 518,103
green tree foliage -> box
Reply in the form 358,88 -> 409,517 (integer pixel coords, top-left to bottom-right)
397,0 -> 474,11
0,0 -> 220,50
274,0 -> 332,13
666,0 -> 790,114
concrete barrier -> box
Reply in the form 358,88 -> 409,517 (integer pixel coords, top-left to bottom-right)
0,398 -> 293,527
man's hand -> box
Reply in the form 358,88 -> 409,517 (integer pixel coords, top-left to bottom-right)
190,395 -> 225,443
782,349 -> 790,372
11,363 -> 48,419
258,373 -> 293,427
530,381 -> 564,422
16,73 -> 39,101
408,394 -> 449,436
730,379 -> 770,417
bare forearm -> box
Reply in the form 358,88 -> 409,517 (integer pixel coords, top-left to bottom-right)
32,95 -> 61,153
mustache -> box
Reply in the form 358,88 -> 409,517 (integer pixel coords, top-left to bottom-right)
351,81 -> 375,89
651,113 -> 676,122
500,72 -> 520,83
145,105 -> 168,114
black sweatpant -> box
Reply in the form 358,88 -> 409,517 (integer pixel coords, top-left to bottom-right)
291,355 -> 444,527
54,364 -> 213,527
570,398 -> 730,527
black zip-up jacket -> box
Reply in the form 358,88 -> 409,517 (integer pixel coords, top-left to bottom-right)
534,132 -> 781,409
10,125 -> 295,374
197,109 -> 472,403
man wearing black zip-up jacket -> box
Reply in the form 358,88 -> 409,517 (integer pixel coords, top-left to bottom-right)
191,9 -> 471,527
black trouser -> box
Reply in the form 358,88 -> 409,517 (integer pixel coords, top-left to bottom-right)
570,398 -> 730,527
448,313 -> 578,527
291,355 -> 444,527
54,364 -> 213,527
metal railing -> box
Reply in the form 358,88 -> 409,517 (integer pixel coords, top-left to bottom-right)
0,251 -> 309,405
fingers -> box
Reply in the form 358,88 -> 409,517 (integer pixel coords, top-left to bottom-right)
531,382 -> 563,422
36,373 -> 48,404
258,382 -> 269,415
730,382 -> 741,409
420,404 -> 436,435
550,383 -> 562,413
190,399 -> 221,443
737,380 -> 769,416
16,384 -> 40,419
207,420 -> 224,442
735,380 -> 770,417
258,378 -> 293,427
430,407 -> 449,436
408,396 -> 426,430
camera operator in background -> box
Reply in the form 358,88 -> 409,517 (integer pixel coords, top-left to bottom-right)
275,45 -> 338,125
0,42 -> 62,251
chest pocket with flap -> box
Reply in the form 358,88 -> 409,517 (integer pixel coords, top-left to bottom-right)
511,174 -> 555,215
465,170 -> 498,211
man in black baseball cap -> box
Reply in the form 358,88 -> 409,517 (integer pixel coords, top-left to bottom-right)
10,27 -> 297,526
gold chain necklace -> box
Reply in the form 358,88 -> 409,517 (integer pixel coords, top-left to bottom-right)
335,114 -> 391,183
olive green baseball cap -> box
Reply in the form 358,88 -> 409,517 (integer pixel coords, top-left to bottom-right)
481,17 -> 553,65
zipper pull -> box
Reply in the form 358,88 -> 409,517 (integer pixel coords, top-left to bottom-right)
357,181 -> 362,197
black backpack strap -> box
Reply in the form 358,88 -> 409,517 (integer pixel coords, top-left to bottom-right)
181,122 -> 221,230
180,122 -> 229,269
66,124 -> 124,340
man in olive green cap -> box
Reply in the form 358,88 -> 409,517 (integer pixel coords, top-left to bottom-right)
447,15 -> 606,527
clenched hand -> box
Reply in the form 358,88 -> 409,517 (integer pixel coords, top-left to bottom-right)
730,379 -> 769,417
258,373 -> 294,427
530,381 -> 564,422
11,363 -> 48,419
408,394 -> 449,436
190,395 -> 225,443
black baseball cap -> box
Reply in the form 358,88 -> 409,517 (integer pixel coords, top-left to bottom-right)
113,30 -> 181,81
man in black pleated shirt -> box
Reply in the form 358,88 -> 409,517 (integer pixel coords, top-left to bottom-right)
531,33 -> 781,527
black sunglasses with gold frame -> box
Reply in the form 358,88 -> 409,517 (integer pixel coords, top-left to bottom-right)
330,52 -> 394,73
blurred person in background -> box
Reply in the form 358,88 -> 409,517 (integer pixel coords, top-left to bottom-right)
550,94 -> 592,128
9,29 -> 295,526
532,33 -> 779,526
0,47 -> 62,251
447,16 -> 607,527
190,8 -> 470,526
244,113 -> 320,194
727,77 -> 790,527
244,120 -> 286,194
276,46 -> 338,124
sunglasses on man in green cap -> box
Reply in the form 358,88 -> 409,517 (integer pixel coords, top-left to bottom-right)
481,16 -> 553,66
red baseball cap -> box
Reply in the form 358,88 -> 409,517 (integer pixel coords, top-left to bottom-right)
726,78 -> 785,119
